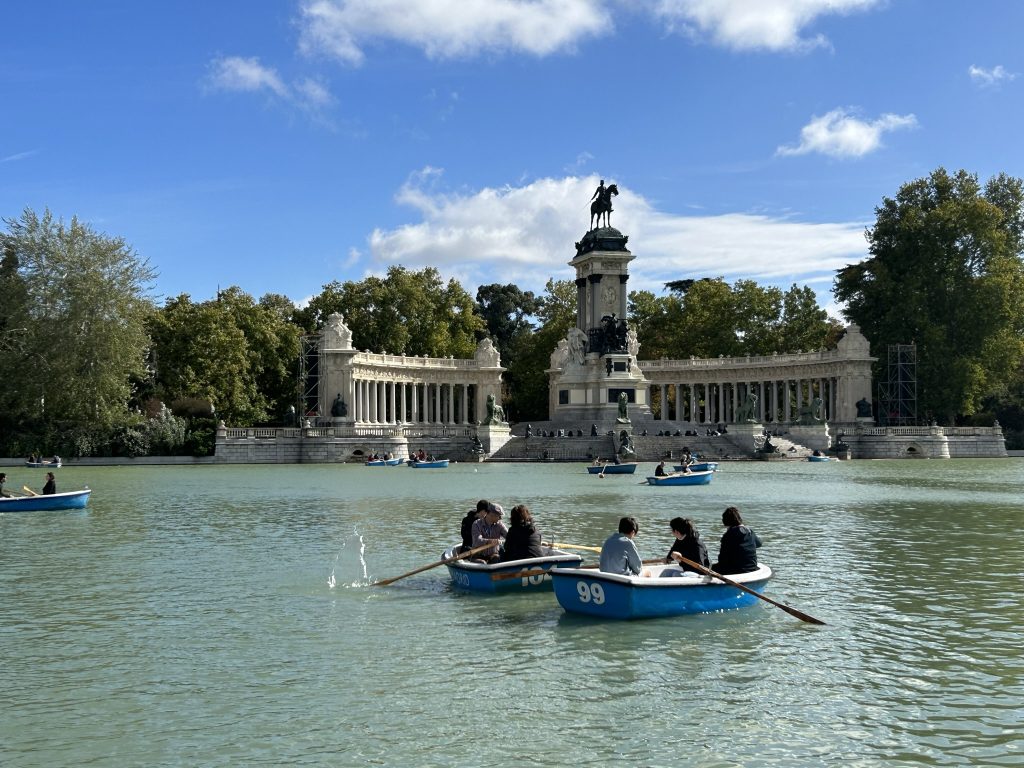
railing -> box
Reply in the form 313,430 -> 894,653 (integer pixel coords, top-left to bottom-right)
855,426 -> 1001,437
638,348 -> 852,372
220,424 -> 476,440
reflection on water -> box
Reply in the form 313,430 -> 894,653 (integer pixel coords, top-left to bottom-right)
1,460 -> 1022,766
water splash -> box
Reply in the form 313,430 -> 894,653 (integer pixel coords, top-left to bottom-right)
328,530 -> 368,588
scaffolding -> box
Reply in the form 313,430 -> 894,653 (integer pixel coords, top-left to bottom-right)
877,343 -> 917,426
299,334 -> 321,420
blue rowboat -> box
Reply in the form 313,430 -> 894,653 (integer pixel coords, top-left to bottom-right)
0,489 -> 91,513
551,562 -> 773,619
409,459 -> 449,469
442,545 -> 583,593
385,457 -> 403,466
365,458 -> 403,466
586,462 -> 638,475
25,460 -> 62,469
807,455 -> 831,462
674,461 -> 718,473
647,470 -> 714,486
365,459 -> 386,466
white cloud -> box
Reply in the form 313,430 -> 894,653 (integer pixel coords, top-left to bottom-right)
298,0 -> 612,64
1,149 -> 39,163
206,56 -> 335,113
776,108 -> 917,158
362,172 -> 868,298
968,64 -> 1017,88
649,0 -> 881,52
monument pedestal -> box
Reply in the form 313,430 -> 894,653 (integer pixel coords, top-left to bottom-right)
728,423 -> 763,454
477,424 -> 512,454
788,423 -> 831,452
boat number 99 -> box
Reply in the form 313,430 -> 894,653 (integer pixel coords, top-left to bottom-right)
576,581 -> 605,604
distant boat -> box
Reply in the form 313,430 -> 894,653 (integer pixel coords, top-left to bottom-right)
807,455 -> 831,462
25,459 -> 62,469
0,489 -> 91,513
442,545 -> 583,593
674,461 -> 718,473
551,562 -> 772,619
586,462 -> 638,475
646,470 -> 714,486
409,459 -> 449,469
365,457 -> 404,466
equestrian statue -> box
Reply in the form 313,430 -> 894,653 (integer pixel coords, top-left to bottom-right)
589,180 -> 619,230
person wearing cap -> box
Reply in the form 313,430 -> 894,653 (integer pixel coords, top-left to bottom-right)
471,502 -> 508,562
600,516 -> 642,576
460,499 -> 490,553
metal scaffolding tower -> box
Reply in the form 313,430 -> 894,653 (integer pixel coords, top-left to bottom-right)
299,334 -> 321,420
877,343 -> 917,426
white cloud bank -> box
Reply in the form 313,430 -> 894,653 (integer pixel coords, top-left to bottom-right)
298,0 -> 612,64
968,64 -> 1017,88
297,0 -> 883,63
777,108 -> 917,158
206,56 -> 334,111
650,0 -> 881,52
363,172 -> 868,302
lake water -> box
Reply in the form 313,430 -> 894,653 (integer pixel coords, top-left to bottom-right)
2,459 -> 1022,767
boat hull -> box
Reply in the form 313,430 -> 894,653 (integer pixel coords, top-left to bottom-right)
807,455 -> 831,462
0,489 -> 91,513
674,462 -> 718,473
647,470 -> 714,486
551,564 -> 772,619
409,459 -> 449,468
25,461 -> 62,469
442,546 -> 583,593
586,463 -> 638,475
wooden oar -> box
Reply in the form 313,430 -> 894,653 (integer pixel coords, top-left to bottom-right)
22,485 -> 38,496
493,558 -> 663,581
675,555 -> 825,625
548,542 -> 601,553
371,543 -> 494,587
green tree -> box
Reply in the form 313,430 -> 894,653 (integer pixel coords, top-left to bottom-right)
834,168 -> 1024,423
0,208 -> 156,428
475,283 -> 541,360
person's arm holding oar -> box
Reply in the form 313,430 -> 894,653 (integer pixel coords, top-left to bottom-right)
371,543 -> 493,587
675,555 -> 825,625
492,558 -> 663,581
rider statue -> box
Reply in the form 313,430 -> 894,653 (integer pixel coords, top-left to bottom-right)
591,179 -> 606,206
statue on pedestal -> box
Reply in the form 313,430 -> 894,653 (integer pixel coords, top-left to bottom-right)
485,393 -> 506,425
616,391 -> 630,423
331,394 -> 347,418
589,181 -> 620,230
856,397 -> 872,418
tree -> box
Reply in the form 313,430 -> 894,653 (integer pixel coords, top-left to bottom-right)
475,283 -> 540,361
834,168 -> 1024,423
0,208 -> 156,428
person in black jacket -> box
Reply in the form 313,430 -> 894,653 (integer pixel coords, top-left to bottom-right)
500,504 -> 544,562
460,499 -> 490,552
42,472 -> 57,495
664,516 -> 710,572
712,506 -> 762,574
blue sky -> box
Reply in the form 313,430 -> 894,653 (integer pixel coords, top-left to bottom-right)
3,1 -> 1022,317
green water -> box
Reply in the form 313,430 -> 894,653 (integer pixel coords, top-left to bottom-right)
2,460 -> 1022,767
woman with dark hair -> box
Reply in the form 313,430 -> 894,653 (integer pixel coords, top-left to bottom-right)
712,506 -> 762,574
500,504 -> 544,561
42,472 -> 57,495
460,499 -> 490,553
664,517 -> 710,573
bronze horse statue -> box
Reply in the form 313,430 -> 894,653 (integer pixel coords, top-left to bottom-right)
590,184 -> 619,230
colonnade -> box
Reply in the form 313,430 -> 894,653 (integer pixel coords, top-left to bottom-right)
647,377 -> 839,424
349,379 -> 479,426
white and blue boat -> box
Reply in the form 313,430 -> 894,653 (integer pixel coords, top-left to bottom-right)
442,545 -> 583,593
0,488 -> 91,513
409,459 -> 449,469
586,462 -> 638,475
807,455 -> 831,462
674,461 -> 719,473
550,562 -> 772,619
647,470 -> 714,486
366,457 -> 404,466
25,459 -> 62,469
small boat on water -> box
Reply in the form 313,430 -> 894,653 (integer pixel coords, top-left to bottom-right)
409,459 -> 449,469
25,459 -> 62,469
674,461 -> 719,473
551,562 -> 773,619
647,470 -> 714,486
442,545 -> 583,593
807,455 -> 831,462
0,488 -> 91,513
586,462 -> 638,475
365,457 -> 404,466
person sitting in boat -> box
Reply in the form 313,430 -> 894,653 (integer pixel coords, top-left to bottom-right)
460,499 -> 490,553
499,504 -> 544,562
664,517 -> 710,573
0,472 -> 11,497
655,460 -> 667,477
42,472 -> 57,495
599,516 -> 642,576
471,502 -> 508,563
812,449 -> 823,457
679,447 -> 694,472
711,506 -> 762,575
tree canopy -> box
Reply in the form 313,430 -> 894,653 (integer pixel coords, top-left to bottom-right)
834,168 -> 1024,423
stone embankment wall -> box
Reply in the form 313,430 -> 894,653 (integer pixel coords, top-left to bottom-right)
842,426 -> 1007,459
